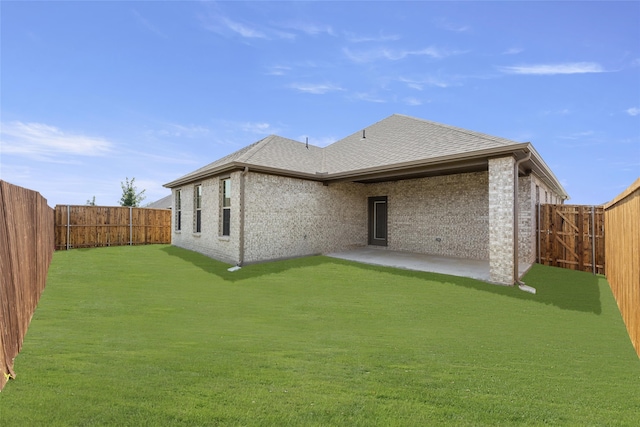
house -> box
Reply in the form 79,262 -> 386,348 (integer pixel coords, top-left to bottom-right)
145,194 -> 172,210
164,114 -> 568,285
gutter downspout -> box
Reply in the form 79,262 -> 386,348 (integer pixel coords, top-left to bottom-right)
238,166 -> 249,267
514,151 -> 536,294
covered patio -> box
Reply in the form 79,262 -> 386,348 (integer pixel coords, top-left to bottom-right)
327,247 -> 532,284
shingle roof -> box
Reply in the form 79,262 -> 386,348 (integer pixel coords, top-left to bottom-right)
145,194 -> 172,209
164,114 -> 567,199
324,114 -> 517,174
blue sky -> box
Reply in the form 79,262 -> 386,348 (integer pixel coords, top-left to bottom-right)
1,1 -> 638,207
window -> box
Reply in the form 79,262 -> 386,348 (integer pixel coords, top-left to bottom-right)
194,185 -> 202,233
175,190 -> 182,231
221,178 -> 230,236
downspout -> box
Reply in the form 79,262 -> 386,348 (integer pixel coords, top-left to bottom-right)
513,151 -> 536,294
238,166 -> 249,266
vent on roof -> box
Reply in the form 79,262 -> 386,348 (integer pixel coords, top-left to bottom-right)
306,137 -> 308,149
361,129 -> 366,140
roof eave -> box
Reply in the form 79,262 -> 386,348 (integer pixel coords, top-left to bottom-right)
163,162 -> 325,188
164,142 -> 569,201
324,144 -> 530,183
525,145 -> 570,200
163,164 -> 243,188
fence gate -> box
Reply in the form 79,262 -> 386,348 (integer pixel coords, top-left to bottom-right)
537,204 -> 605,274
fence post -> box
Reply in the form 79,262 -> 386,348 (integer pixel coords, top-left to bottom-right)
591,206 -> 596,275
129,206 -> 132,246
66,205 -> 70,251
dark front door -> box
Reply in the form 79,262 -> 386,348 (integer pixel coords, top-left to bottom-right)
368,196 -> 387,246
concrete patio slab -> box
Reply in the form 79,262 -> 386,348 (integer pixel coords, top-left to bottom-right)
326,247 -> 531,284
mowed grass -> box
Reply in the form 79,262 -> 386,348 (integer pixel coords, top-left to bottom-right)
1,245 -> 638,426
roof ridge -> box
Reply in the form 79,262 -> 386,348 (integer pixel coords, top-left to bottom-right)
239,135 -> 279,163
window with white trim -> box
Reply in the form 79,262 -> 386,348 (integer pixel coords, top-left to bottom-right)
221,178 -> 231,236
194,184 -> 202,233
175,189 -> 182,231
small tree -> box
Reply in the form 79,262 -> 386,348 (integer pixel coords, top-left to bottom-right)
86,196 -> 96,206
119,177 -> 146,207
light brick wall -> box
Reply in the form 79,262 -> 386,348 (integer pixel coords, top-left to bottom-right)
169,165 -> 549,284
489,156 -> 515,285
243,172 -> 367,263
364,172 -> 490,259
242,171 -> 491,262
170,172 -> 241,264
518,175 -> 535,264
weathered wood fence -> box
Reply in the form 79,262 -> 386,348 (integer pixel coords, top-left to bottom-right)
604,178 -> 640,358
537,204 -> 605,274
0,181 -> 54,391
54,205 -> 171,250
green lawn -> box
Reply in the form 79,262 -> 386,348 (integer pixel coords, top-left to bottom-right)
1,245 -> 638,426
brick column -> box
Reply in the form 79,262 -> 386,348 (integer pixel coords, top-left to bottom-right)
489,156 -> 515,285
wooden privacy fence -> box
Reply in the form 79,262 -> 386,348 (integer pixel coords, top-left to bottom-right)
537,204 -> 605,274
54,205 -> 171,250
604,178 -> 640,358
0,181 -> 54,391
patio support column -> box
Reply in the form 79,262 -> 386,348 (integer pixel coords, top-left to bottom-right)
489,156 -> 515,285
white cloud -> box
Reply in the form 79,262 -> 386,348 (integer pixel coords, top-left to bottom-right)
399,76 -> 451,89
503,47 -> 523,55
344,31 -> 401,43
404,97 -> 422,106
242,122 -> 278,134
626,107 -> 640,116
1,121 -> 112,161
222,17 -> 267,39
499,62 -> 605,75
266,65 -> 292,76
542,108 -> 571,116
148,123 -> 210,139
343,46 -> 461,63
434,18 -> 470,33
352,92 -> 387,103
288,82 -> 344,94
200,7 -> 294,41
278,21 -> 335,36
557,130 -> 607,148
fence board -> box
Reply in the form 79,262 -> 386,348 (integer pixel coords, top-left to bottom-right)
0,181 -> 54,391
604,178 -> 640,358
537,204 -> 605,274
54,205 -> 171,250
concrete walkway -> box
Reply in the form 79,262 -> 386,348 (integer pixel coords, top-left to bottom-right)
326,247 -> 531,283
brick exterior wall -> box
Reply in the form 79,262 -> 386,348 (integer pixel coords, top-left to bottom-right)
488,156 -> 515,285
242,173 -> 367,263
518,175 -> 535,265
364,172 -> 490,259
170,165 -> 562,285
171,171 -> 241,265
242,171 -> 492,263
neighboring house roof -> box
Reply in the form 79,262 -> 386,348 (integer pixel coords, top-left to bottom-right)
145,194 -> 172,209
164,114 -> 568,199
